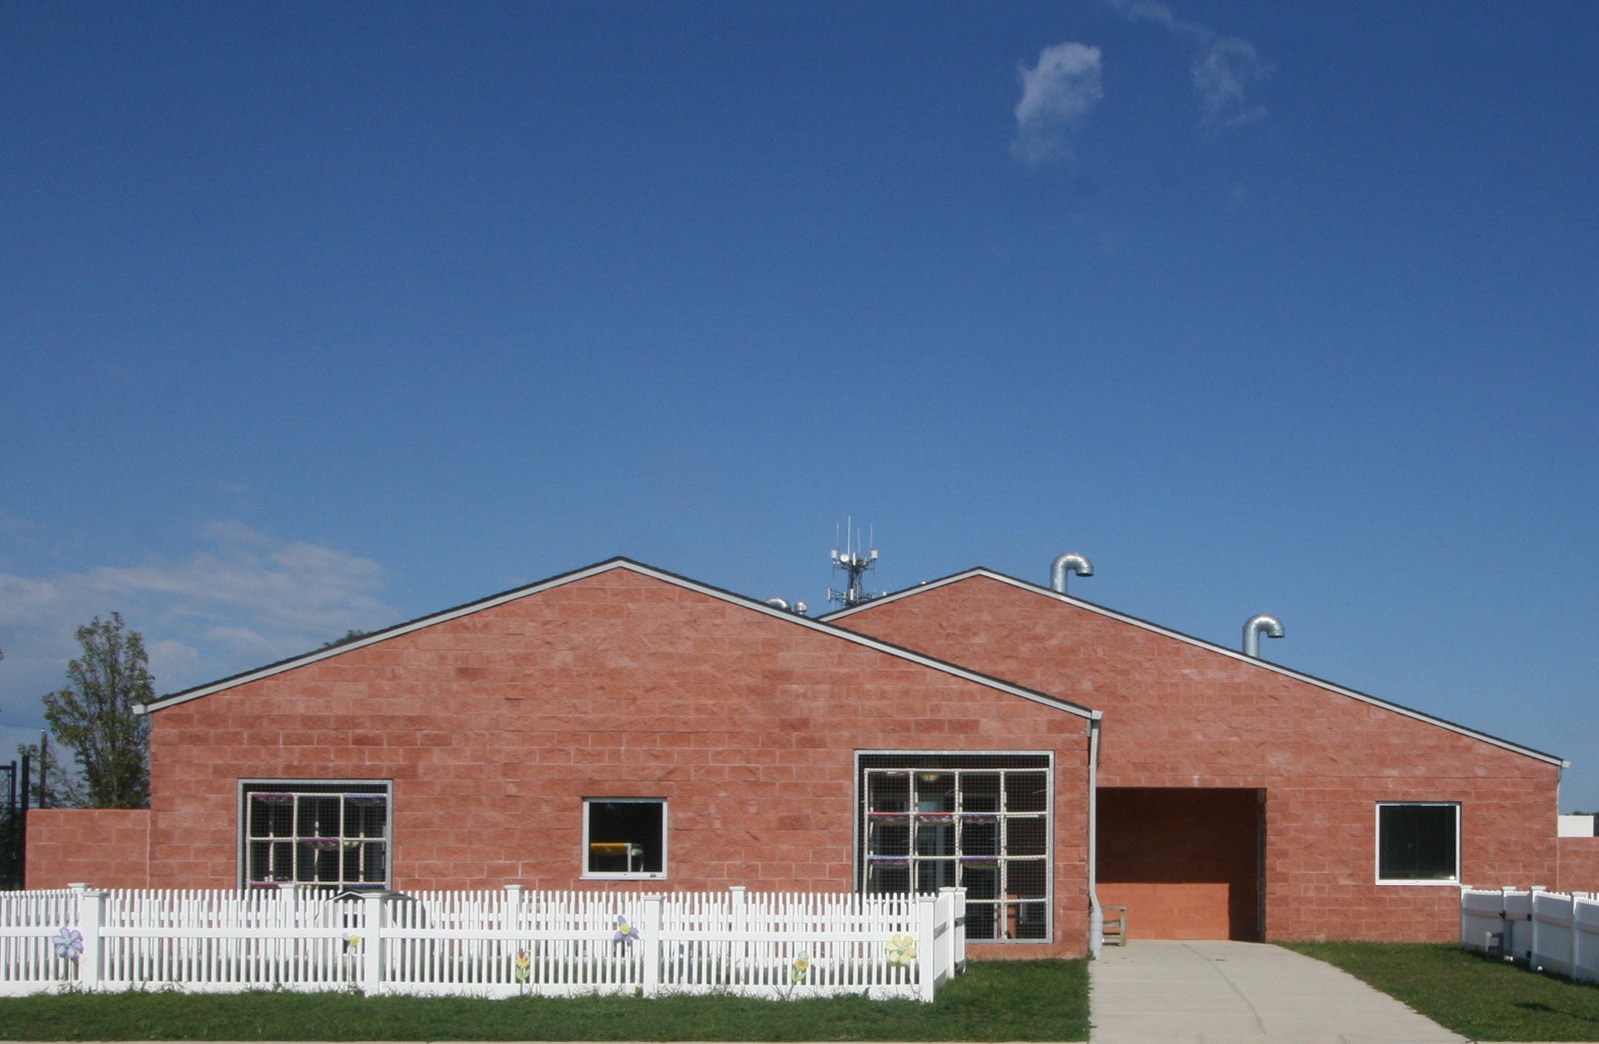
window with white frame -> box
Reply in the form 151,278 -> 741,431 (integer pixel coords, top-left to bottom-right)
857,753 -> 1051,942
584,798 -> 666,877
241,781 -> 391,891
1376,802 -> 1459,883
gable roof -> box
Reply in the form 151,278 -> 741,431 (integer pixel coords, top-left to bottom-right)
823,567 -> 1567,768
136,557 -> 1099,722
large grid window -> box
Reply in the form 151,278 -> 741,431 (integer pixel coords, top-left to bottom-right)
1376,802 -> 1459,884
242,782 -> 391,891
858,754 -> 1051,942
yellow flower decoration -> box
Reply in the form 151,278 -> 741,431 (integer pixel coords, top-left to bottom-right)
791,952 -> 811,982
885,932 -> 917,967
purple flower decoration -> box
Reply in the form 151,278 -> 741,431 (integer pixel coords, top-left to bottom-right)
613,915 -> 640,946
53,927 -> 84,960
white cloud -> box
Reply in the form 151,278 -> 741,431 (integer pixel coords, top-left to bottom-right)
0,522 -> 394,725
1193,36 -> 1268,130
73,522 -> 387,638
1108,0 -> 1181,33
1011,41 -> 1105,164
145,638 -> 203,687
1106,0 -> 1269,130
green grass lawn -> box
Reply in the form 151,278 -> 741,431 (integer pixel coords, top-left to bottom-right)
0,959 -> 1090,1041
26,942 -> 1599,1042
1286,942 -> 1599,1042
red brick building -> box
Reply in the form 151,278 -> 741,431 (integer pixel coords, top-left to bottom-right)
28,560 -> 1098,958
25,556 -> 1584,955
826,567 -> 1572,943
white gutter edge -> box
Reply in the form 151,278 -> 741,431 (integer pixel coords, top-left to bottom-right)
1087,713 -> 1104,958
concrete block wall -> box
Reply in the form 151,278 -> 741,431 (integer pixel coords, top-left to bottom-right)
135,565 -> 1095,957
26,808 -> 152,890
834,573 -> 1563,943
1559,837 -> 1599,893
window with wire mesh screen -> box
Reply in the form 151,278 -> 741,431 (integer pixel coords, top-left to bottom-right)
240,781 -> 391,891
856,753 -> 1051,942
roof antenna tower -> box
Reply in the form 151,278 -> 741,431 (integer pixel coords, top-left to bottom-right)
829,517 -> 882,610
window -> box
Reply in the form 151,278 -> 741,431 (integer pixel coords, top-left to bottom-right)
857,753 -> 1051,942
241,781 -> 390,891
584,798 -> 666,878
1376,802 -> 1459,883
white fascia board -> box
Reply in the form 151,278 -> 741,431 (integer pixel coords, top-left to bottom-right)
138,558 -> 1098,724
824,568 -> 1567,769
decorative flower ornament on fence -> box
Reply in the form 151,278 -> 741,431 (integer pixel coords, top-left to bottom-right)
514,950 -> 531,985
778,951 -> 811,999
343,934 -> 363,954
613,915 -> 639,946
53,927 -> 84,961
885,932 -> 917,967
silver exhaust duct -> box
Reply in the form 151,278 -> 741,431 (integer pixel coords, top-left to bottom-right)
1243,614 -> 1284,657
1051,552 -> 1094,594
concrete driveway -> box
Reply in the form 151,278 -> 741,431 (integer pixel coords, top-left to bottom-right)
1089,940 -> 1469,1043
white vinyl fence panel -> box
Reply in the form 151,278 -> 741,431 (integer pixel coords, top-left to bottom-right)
0,884 -> 965,1000
1461,887 -> 1599,985
0,889 -> 79,990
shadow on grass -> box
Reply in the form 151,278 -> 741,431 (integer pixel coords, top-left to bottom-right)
1512,998 -> 1599,1028
0,959 -> 1090,1042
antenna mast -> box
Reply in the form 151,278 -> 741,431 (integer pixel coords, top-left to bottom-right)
829,518 -> 881,609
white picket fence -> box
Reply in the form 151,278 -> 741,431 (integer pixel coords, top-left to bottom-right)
1461,887 -> 1599,983
0,884 -> 965,1000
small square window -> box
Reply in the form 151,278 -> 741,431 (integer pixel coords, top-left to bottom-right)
1376,802 -> 1459,884
584,799 -> 666,878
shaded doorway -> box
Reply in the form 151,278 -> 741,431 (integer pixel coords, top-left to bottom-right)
1098,787 -> 1263,941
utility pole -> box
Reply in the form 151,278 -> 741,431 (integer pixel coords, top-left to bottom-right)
37,731 -> 48,810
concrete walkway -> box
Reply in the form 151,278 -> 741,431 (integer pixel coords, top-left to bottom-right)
1089,940 -> 1468,1044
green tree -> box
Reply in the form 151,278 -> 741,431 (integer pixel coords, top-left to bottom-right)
14,739 -> 86,808
41,613 -> 153,808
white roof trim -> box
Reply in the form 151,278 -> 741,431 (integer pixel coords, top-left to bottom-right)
824,568 -> 1566,768
138,558 -> 1099,722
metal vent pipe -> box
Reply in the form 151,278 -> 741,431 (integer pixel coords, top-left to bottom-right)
1051,553 -> 1094,594
1243,614 -> 1284,657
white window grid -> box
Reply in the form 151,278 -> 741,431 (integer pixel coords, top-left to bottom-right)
240,781 -> 391,891
857,753 -> 1051,942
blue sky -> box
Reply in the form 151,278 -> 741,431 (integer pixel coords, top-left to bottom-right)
3,1 -> 1597,813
